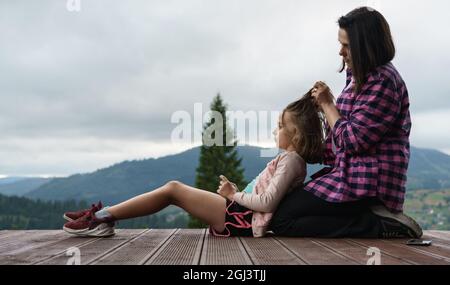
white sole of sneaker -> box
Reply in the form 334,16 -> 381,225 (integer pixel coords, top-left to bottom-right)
63,214 -> 74,222
370,205 -> 423,238
63,223 -> 115,237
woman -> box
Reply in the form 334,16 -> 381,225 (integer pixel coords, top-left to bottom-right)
270,7 -> 422,238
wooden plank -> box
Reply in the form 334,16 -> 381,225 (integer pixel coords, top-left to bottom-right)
0,230 -> 31,237
423,231 -> 450,244
1,236 -> 100,265
92,229 -> 176,265
426,230 -> 450,240
349,239 -> 449,265
0,230 -> 27,239
424,235 -> 450,249
1,230 -> 450,265
200,234 -> 252,265
0,230 -> 45,245
422,235 -> 450,246
0,230 -> 65,255
381,239 -> 450,263
240,237 -> 305,265
86,229 -> 150,264
38,229 -> 143,265
276,238 -> 357,265
318,239 -> 412,265
1,234 -> 75,256
145,229 -> 205,265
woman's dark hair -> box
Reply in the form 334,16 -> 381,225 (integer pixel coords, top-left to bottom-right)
338,7 -> 395,93
283,91 -> 325,164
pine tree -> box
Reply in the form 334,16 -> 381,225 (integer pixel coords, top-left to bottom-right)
188,94 -> 247,228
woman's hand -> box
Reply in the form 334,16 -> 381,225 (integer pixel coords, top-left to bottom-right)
216,175 -> 238,200
311,81 -> 341,129
311,81 -> 334,110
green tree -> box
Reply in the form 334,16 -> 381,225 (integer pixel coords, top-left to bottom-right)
188,94 -> 247,228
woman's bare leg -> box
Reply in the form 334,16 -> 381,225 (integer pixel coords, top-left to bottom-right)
107,181 -> 227,232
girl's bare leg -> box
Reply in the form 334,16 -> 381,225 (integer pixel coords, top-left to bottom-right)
107,181 -> 227,232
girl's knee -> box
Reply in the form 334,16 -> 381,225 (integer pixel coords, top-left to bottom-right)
164,180 -> 184,202
166,180 -> 182,189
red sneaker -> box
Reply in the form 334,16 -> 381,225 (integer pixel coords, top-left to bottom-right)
63,201 -> 103,222
63,205 -> 116,237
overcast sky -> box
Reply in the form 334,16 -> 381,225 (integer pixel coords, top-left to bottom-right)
1,0 -> 449,177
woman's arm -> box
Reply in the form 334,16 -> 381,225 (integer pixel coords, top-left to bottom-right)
331,79 -> 400,154
322,123 -> 336,166
313,78 -> 401,155
321,102 -> 341,129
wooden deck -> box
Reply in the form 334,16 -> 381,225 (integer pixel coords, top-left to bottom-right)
0,229 -> 449,265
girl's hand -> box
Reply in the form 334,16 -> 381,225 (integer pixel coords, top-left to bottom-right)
311,81 -> 334,109
216,175 -> 238,200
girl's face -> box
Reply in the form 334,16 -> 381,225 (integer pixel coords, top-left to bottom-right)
273,111 -> 297,151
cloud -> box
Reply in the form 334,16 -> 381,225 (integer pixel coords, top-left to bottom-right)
0,136 -> 198,176
0,0 -> 449,175
410,108 -> 450,153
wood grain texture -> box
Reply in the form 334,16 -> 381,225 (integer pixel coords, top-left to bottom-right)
0,230 -> 448,265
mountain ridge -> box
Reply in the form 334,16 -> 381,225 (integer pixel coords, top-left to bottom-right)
0,145 -> 448,205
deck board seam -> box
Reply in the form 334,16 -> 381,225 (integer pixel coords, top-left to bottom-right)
198,231 -> 208,265
425,231 -> 450,242
32,237 -> 103,265
236,237 -> 254,265
238,238 -> 257,265
273,237 -> 309,265
379,239 -> 450,263
1,233 -> 70,256
140,228 -> 178,265
347,239 -> 419,265
422,234 -> 450,246
0,231 -> 66,253
343,239 -> 414,265
87,229 -> 150,265
310,240 -> 360,265
429,241 -> 450,250
193,229 -> 206,265
240,237 -> 303,265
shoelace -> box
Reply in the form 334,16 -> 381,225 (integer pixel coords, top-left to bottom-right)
90,201 -> 103,210
96,201 -> 103,210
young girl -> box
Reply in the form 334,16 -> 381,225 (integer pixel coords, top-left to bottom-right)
63,91 -> 325,238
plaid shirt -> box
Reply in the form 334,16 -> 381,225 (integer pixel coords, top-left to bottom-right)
304,63 -> 411,212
